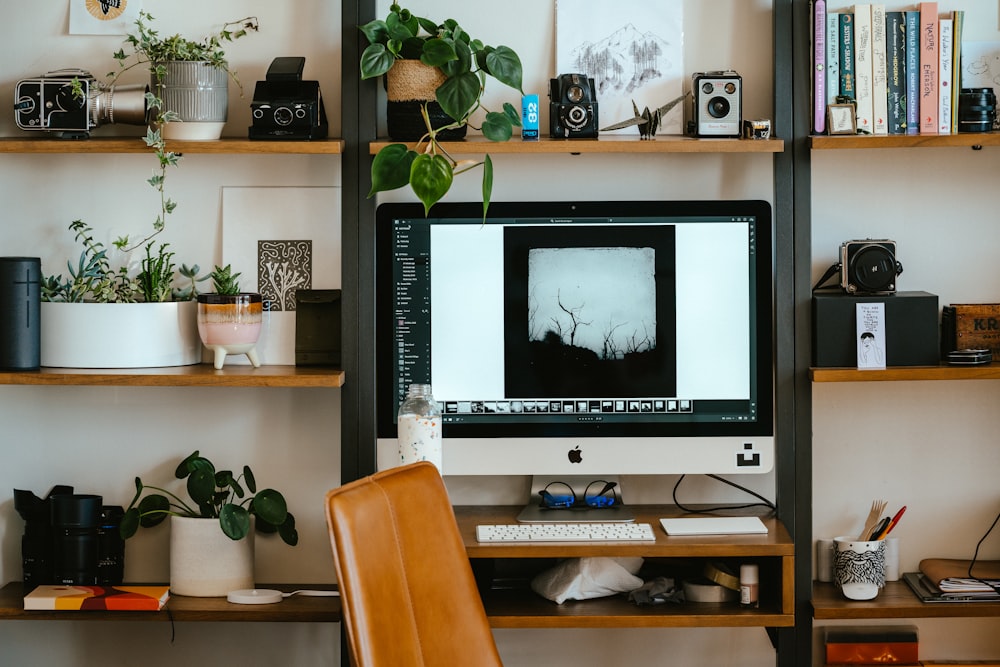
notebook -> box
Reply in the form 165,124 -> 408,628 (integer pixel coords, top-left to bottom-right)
903,572 -> 1000,603
659,516 -> 768,536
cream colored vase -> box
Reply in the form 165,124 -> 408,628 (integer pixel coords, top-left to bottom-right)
169,515 -> 254,597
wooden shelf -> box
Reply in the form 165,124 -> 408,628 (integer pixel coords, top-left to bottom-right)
370,135 -> 784,155
813,581 -> 1000,619
0,364 -> 344,388
0,137 -> 344,155
0,582 -> 340,622
810,132 -> 1000,150
810,363 -> 1000,382
455,505 -> 794,629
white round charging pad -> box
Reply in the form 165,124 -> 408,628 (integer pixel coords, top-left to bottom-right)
227,588 -> 284,605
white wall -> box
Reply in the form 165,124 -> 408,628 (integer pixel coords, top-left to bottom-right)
0,0 -> 923,665
811,2 -> 1000,663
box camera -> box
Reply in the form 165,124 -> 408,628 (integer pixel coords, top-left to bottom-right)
840,239 -> 903,295
14,69 -> 148,138
691,70 -> 742,138
249,57 -> 328,140
549,73 -> 599,138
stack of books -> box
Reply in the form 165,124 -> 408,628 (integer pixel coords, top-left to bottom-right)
812,2 -> 965,135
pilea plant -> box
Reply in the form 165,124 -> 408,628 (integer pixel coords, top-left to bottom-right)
120,450 -> 298,546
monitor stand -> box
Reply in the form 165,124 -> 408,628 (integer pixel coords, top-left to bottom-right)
516,475 -> 636,523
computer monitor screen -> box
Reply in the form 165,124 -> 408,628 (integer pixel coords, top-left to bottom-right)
375,200 -> 774,476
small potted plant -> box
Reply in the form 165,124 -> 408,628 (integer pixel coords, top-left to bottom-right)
196,264 -> 263,369
110,10 -> 259,140
359,3 -> 524,216
120,450 -> 298,597
38,221 -> 206,367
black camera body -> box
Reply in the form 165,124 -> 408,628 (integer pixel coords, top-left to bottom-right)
249,57 -> 328,140
690,70 -> 742,137
14,69 -> 148,139
549,73 -> 599,138
840,239 -> 903,295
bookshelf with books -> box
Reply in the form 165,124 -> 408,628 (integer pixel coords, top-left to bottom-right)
803,0 -> 1000,664
812,2 -> 979,138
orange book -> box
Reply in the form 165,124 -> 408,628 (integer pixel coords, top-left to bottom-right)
24,585 -> 169,611
918,2 -> 939,134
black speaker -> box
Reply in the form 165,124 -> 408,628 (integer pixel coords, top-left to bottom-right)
812,290 -> 939,367
295,289 -> 341,365
0,257 -> 41,370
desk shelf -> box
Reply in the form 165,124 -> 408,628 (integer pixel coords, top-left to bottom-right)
0,583 -> 340,623
369,135 -> 784,155
810,363 -> 1000,382
455,505 -> 794,629
0,137 -> 344,155
0,365 -> 344,388
813,581 -> 1000,619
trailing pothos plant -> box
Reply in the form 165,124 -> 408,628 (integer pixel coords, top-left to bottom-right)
359,3 -> 524,216
120,450 -> 298,546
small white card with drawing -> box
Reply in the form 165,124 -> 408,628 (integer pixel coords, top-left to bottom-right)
856,302 -> 886,369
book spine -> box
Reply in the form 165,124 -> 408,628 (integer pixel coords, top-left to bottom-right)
814,0 -> 827,133
939,17 -> 953,134
919,2 -> 939,134
886,12 -> 906,134
827,12 -> 841,106
871,4 -> 888,134
951,10 -> 964,134
840,14 -> 856,100
905,11 -> 920,134
854,4 -> 874,133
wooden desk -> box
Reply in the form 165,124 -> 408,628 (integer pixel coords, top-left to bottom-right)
453,505 -> 794,629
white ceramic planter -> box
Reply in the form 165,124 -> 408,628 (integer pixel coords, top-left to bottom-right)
40,301 -> 200,368
169,516 -> 254,597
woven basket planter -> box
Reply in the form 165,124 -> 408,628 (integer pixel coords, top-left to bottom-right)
385,60 -> 467,141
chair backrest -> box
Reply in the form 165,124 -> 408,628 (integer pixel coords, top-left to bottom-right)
325,461 -> 503,667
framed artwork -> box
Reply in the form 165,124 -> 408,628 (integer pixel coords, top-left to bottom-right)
69,0 -> 142,35
827,104 -> 857,134
221,186 -> 341,365
556,0 -> 684,135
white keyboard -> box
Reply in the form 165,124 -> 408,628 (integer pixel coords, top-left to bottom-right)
476,522 -> 656,543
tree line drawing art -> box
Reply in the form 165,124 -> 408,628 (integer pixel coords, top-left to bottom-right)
257,240 -> 312,311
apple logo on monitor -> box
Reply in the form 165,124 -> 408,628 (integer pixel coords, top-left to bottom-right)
567,446 -> 583,464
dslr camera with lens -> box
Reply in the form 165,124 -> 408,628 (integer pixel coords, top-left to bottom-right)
690,70 -> 742,138
840,239 -> 903,295
14,69 -> 148,139
549,73 -> 599,138
958,87 -> 997,133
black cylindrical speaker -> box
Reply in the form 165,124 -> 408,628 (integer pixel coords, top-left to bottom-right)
0,257 -> 41,370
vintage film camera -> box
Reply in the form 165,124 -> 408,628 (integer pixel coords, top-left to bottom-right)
549,73 -> 599,138
839,239 -> 903,295
14,69 -> 148,138
690,70 -> 742,138
249,57 -> 328,140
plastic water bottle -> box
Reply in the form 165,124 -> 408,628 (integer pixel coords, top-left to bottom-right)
397,384 -> 442,470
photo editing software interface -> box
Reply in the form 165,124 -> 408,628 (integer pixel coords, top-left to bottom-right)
375,200 -> 774,475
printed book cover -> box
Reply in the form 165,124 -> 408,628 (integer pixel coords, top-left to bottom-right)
853,4 -> 874,134
886,11 -> 907,134
24,585 -> 170,611
839,13 -> 855,99
870,4 -> 888,134
919,1 -> 939,134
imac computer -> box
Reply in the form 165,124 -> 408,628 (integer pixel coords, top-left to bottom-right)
374,200 -> 774,486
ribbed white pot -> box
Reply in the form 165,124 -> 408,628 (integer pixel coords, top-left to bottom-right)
40,301 -> 200,368
154,61 -> 229,141
169,515 -> 254,597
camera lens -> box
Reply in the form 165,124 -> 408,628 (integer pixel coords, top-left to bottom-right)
274,106 -> 295,126
567,85 -> 585,104
958,88 -> 997,133
847,243 -> 898,294
92,82 -> 149,127
708,96 -> 731,119
51,494 -> 102,585
564,105 -> 590,129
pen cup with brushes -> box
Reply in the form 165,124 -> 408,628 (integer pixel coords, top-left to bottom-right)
834,536 -> 886,600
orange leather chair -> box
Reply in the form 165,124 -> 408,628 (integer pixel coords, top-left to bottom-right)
325,461 -> 503,666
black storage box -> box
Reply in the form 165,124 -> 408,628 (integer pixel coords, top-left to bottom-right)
812,290 -> 940,367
